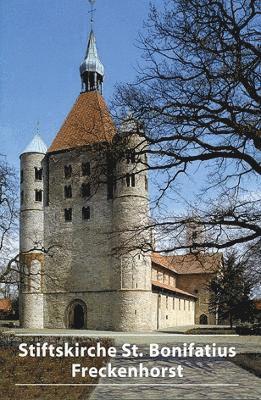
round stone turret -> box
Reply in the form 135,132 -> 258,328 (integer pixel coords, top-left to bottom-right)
111,118 -> 153,331
19,133 -> 47,328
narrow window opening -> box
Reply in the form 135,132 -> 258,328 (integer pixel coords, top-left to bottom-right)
131,151 -> 136,164
64,185 -> 72,199
20,170 -> 24,183
127,173 -> 136,187
35,190 -> 43,202
35,168 -> 43,181
173,298 -> 175,310
126,173 -> 130,187
21,191 -> 24,205
82,162 -> 90,176
64,208 -> 72,222
126,150 -> 136,164
131,174 -> 135,187
64,165 -> 72,179
145,176 -> 148,191
82,206 -> 90,220
81,183 -> 90,198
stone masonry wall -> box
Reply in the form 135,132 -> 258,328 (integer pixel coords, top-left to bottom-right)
111,132 -> 153,331
151,292 -> 195,330
20,152 -> 45,328
43,147 -> 115,329
176,273 -> 216,325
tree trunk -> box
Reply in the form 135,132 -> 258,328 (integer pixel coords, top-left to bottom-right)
229,313 -> 233,329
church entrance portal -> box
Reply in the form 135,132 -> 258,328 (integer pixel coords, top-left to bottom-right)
67,300 -> 87,329
199,314 -> 208,325
73,304 -> 84,329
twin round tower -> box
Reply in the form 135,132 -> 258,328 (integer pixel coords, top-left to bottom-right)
19,28 -> 153,331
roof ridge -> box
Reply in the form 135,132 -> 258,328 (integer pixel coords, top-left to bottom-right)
48,91 -> 115,153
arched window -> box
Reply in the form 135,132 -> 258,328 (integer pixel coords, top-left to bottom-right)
82,206 -> 90,220
81,183 -> 90,197
35,167 -> 43,181
82,162 -> 90,176
35,190 -> 43,202
64,208 -> 72,222
126,173 -> 135,187
64,185 -> 72,198
64,165 -> 72,179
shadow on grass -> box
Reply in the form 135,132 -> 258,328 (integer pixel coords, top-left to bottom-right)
0,338 -> 112,400
230,353 -> 261,378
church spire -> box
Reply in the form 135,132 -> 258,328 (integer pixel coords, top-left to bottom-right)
80,1 -> 104,93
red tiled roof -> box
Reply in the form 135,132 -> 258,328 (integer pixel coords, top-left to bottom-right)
151,253 -> 178,273
151,252 -> 221,274
48,91 -> 116,153
0,299 -> 12,312
254,299 -> 261,311
151,280 -> 197,298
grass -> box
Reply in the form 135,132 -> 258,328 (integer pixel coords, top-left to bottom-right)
0,338 -> 112,400
185,327 -> 236,335
230,353 -> 261,378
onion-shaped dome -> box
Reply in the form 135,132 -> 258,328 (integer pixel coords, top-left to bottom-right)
80,30 -> 104,93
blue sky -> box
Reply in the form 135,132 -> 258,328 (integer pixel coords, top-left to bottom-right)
0,0 -> 202,219
0,0 -> 161,168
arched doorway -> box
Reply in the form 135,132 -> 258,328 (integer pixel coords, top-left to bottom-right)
73,304 -> 84,329
199,314 -> 208,325
66,300 -> 87,329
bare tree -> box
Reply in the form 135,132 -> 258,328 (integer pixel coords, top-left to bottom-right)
0,156 -> 59,295
112,0 -> 261,253
0,156 -> 18,294
243,242 -> 261,296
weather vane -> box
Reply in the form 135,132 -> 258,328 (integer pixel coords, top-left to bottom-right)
36,120 -> 40,135
88,0 -> 96,27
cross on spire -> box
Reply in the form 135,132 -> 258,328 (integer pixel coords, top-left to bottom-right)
88,0 -> 96,27
80,0 -> 104,93
36,120 -> 40,135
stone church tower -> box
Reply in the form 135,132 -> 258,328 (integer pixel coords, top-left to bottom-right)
20,27 -> 153,331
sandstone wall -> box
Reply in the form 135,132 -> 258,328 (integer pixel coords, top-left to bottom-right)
151,292 -> 195,330
176,273 -> 216,325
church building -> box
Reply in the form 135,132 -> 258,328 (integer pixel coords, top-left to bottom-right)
19,22 -> 221,331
